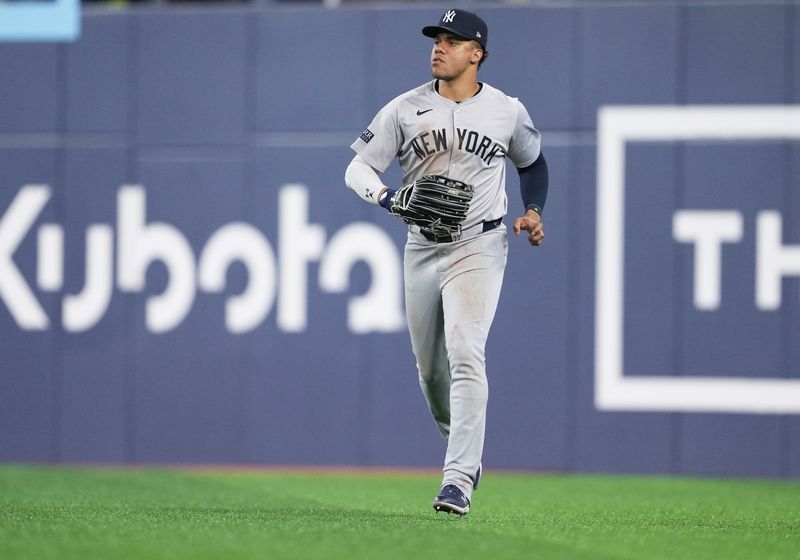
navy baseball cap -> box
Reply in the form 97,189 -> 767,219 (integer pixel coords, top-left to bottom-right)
422,9 -> 488,51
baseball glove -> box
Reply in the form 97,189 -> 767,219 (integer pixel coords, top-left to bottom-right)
388,175 -> 475,239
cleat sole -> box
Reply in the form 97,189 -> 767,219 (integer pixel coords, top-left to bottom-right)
432,501 -> 469,516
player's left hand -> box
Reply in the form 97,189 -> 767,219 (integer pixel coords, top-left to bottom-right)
512,209 -> 544,246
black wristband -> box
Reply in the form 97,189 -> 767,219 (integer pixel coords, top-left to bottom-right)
379,188 -> 396,210
526,204 -> 543,216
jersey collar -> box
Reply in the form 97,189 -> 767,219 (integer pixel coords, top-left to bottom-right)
432,79 -> 484,105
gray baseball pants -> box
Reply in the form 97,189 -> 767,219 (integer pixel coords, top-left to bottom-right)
403,224 -> 508,500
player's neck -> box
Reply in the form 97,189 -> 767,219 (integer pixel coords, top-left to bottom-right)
436,77 -> 481,103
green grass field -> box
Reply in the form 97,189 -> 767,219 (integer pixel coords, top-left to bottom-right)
1,465 -> 798,560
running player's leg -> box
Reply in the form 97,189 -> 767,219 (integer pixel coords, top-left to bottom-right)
404,239 -> 451,439
440,227 -> 508,498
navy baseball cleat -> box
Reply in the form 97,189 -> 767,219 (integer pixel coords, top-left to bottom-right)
473,463 -> 482,490
432,484 -> 470,516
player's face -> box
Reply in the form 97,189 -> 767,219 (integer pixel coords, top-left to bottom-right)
430,33 -> 482,81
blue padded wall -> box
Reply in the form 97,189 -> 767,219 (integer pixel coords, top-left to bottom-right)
0,1 -> 796,477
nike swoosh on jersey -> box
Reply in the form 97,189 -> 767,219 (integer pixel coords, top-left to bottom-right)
416,108 -> 433,116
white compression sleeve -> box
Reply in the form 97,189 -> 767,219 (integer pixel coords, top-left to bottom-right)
344,154 -> 390,205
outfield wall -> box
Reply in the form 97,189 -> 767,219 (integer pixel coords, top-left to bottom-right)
0,2 -> 798,477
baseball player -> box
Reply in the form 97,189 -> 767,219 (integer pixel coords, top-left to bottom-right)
344,8 -> 548,515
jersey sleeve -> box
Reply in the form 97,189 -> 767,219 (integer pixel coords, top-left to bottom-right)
350,100 -> 404,173
506,100 -> 541,169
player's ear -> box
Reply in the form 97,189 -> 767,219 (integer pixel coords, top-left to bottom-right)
471,47 -> 483,65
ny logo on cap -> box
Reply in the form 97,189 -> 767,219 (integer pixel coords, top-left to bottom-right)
442,10 -> 456,23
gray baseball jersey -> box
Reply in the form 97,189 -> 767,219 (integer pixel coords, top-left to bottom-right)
351,80 -> 541,231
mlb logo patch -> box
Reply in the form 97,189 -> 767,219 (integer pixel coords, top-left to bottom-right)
360,129 -> 374,144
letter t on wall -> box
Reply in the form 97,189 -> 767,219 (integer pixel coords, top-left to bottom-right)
673,210 -> 743,310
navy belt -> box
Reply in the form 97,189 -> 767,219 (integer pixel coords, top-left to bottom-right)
420,218 -> 502,243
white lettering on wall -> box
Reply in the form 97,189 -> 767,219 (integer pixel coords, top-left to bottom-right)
756,210 -> 800,310
64,224 -> 114,333
198,223 -> 277,334
673,209 -> 800,312
319,222 -> 404,333
0,183 -> 404,334
277,185 -> 326,333
117,185 -> 196,333
0,184 -> 51,329
672,210 -> 743,310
